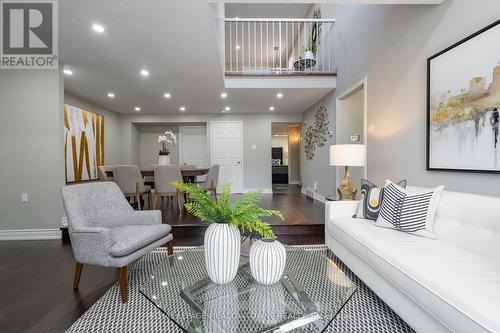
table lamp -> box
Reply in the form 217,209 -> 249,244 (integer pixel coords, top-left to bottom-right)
330,144 -> 366,200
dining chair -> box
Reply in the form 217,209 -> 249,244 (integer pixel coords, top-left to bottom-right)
113,165 -> 151,210
153,165 -> 184,214
97,165 -> 114,181
60,181 -> 173,303
200,164 -> 219,198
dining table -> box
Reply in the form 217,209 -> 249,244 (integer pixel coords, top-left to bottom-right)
105,167 -> 210,183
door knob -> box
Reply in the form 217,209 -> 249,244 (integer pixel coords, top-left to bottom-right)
237,161 -> 241,164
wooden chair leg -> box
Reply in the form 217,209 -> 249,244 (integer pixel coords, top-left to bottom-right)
136,194 -> 141,210
167,240 -> 174,256
73,262 -> 83,290
117,266 -> 128,303
152,193 -> 158,209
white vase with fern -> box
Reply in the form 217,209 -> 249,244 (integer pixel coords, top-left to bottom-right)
175,182 -> 283,284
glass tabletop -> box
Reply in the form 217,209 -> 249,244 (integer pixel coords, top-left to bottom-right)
140,248 -> 356,333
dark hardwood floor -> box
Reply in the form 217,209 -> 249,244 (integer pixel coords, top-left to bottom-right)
0,191 -> 324,332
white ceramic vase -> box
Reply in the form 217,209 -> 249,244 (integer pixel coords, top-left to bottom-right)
249,238 -> 286,285
204,223 -> 241,284
158,155 -> 170,165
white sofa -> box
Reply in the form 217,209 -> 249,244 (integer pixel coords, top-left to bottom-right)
325,187 -> 500,333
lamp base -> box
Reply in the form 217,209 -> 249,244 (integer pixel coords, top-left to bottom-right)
337,166 -> 357,200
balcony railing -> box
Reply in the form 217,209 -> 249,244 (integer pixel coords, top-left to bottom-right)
224,18 -> 335,76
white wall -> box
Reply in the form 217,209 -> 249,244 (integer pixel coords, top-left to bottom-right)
302,0 -> 500,197
118,113 -> 303,191
64,93 -> 122,165
0,69 -> 64,233
301,91 -> 336,196
336,87 -> 364,190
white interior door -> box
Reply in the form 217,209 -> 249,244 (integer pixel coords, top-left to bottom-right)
211,121 -> 243,193
179,126 -> 209,167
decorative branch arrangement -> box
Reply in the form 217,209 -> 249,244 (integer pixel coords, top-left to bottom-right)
304,105 -> 332,160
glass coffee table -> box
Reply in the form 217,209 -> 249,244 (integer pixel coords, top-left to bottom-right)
140,248 -> 356,332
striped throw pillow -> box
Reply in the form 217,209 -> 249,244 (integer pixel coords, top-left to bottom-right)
375,180 -> 444,238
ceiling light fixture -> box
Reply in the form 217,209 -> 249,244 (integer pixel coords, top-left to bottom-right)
179,106 -> 186,111
107,92 -> 115,98
92,23 -> 105,34
140,69 -> 149,77
276,93 -> 283,98
269,106 -> 275,111
134,106 -> 141,112
63,69 -> 73,76
164,93 -> 171,99
220,92 -> 227,98
235,45 -> 241,50
225,106 -> 231,111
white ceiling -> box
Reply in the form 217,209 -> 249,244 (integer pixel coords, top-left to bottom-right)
60,0 -> 331,114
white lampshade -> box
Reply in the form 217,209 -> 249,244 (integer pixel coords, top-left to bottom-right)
330,144 -> 366,167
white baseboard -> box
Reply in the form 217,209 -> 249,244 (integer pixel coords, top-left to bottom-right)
289,180 -> 301,185
243,188 -> 273,194
0,229 -> 62,241
301,188 -> 327,203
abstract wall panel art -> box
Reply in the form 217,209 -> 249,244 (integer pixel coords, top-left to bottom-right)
64,104 -> 104,182
427,19 -> 500,173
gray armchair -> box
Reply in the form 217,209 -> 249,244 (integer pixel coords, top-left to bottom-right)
60,181 -> 173,303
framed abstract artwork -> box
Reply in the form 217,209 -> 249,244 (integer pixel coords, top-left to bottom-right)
427,19 -> 500,173
64,104 -> 104,183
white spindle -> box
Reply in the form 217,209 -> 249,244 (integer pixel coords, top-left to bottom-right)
329,22 -> 332,73
248,21 -> 251,72
229,21 -> 232,72
236,21 -> 238,72
254,21 -> 256,72
279,21 -> 282,72
266,21 -> 269,70
260,21 -> 262,71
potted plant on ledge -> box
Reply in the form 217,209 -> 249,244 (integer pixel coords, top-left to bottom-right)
174,182 -> 285,284
157,131 -> 176,165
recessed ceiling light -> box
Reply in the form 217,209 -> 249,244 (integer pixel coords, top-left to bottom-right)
225,106 -> 231,111
220,92 -> 227,98
269,106 -> 275,111
107,92 -> 115,98
92,23 -> 105,34
235,45 -> 241,50
179,106 -> 186,111
140,69 -> 149,77
63,69 -> 73,76
221,110 -> 226,113
164,93 -> 171,99
276,93 -> 283,98
134,106 -> 141,112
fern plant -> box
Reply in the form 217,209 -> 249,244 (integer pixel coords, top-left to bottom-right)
174,182 -> 283,239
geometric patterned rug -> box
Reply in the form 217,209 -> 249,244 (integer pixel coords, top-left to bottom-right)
66,245 -> 414,332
